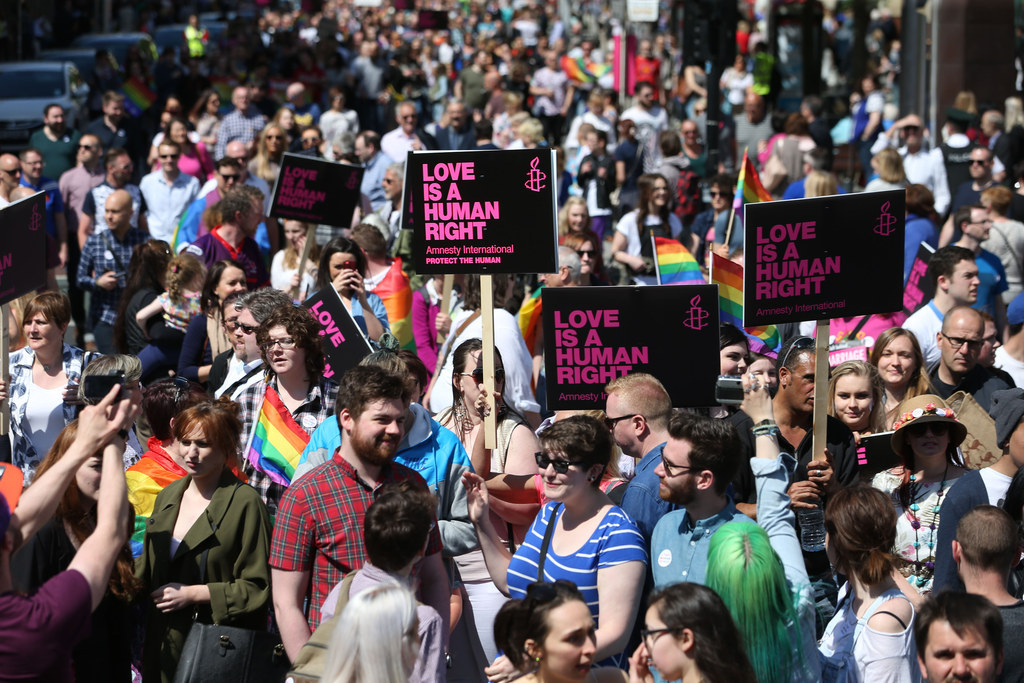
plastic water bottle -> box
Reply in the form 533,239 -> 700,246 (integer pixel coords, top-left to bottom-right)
796,503 -> 826,553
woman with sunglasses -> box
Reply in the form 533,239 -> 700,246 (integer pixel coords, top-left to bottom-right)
463,415 -> 647,679
871,394 -> 968,594
562,229 -> 609,285
237,305 -> 337,518
870,328 -> 935,428
691,173 -> 737,262
249,124 -> 289,187
177,259 -> 248,384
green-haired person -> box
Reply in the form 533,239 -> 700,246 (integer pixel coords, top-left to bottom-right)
705,373 -> 821,683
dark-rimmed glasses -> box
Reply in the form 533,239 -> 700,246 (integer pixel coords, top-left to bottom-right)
236,321 -> 259,335
660,452 -> 700,477
604,414 -> 634,430
459,368 -> 505,383
260,337 -> 297,352
939,332 -> 982,352
641,627 -> 680,648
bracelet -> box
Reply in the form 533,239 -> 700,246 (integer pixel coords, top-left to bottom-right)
752,419 -> 777,429
752,425 -> 780,438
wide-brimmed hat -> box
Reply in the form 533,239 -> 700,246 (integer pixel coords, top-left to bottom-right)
891,394 -> 967,455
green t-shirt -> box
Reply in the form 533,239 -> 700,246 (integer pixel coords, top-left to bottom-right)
28,128 -> 81,180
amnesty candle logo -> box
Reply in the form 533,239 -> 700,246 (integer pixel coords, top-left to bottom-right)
524,156 -> 547,192
683,294 -> 710,331
874,200 -> 898,237
29,204 -> 41,231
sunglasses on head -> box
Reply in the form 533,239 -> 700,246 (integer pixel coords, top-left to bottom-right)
535,452 -> 589,473
780,336 -> 815,369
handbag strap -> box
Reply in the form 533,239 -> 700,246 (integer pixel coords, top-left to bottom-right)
536,503 -> 562,582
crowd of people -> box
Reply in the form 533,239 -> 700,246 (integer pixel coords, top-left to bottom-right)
4,1 -> 1024,682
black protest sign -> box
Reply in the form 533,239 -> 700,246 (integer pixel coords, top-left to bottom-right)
402,149 -> 558,274
854,431 -> 900,480
903,242 -> 935,317
0,193 -> 46,305
303,286 -> 373,381
743,189 -> 905,326
543,285 -> 720,409
416,9 -> 448,29
270,153 -> 364,227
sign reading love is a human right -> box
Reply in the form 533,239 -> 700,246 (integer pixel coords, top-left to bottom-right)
542,285 -> 720,409
402,149 -> 558,274
302,285 -> 372,381
743,189 -> 905,326
270,153 -> 364,228
0,192 -> 46,305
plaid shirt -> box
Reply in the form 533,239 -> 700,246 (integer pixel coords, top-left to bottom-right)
239,375 -> 337,520
75,227 -> 150,326
215,107 -> 266,160
269,450 -> 441,627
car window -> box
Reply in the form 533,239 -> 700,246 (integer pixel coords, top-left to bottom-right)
0,70 -> 66,99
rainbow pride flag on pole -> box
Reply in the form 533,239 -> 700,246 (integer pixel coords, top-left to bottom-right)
373,258 -> 415,350
712,253 -> 781,355
560,55 -> 613,85
121,76 -> 157,118
244,386 -> 310,486
653,236 -> 704,285
733,148 -> 773,212
518,285 -> 543,354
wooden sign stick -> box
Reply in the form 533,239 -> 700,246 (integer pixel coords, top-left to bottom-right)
810,318 -> 830,463
0,303 -> 9,436
480,275 -> 497,449
437,274 -> 454,345
290,224 -> 316,302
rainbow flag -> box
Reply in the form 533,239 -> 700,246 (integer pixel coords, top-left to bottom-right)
711,253 -> 781,355
733,149 -> 773,212
374,258 -> 415,350
245,386 -> 310,486
125,442 -> 187,557
121,77 -> 157,118
519,285 -> 543,354
653,236 -> 704,285
560,55 -> 612,85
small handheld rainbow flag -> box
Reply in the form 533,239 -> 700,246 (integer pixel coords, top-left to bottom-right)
121,76 -> 157,118
711,253 -> 781,355
373,258 -> 415,351
560,55 -> 613,85
653,236 -> 704,285
733,148 -> 773,212
245,385 -> 310,486
518,285 -> 543,354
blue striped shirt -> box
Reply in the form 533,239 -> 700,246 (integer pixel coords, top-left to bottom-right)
506,502 -> 648,620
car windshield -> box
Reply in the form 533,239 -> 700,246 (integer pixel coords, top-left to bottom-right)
0,70 -> 66,99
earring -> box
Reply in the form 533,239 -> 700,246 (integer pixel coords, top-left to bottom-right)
587,476 -> 595,482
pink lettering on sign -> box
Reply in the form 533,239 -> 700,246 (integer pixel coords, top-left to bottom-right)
308,300 -> 346,347
903,257 -> 929,313
755,222 -> 817,243
422,162 -> 476,182
552,308 -> 647,386
751,218 -> 843,300
278,165 -> 327,211
553,309 -> 620,328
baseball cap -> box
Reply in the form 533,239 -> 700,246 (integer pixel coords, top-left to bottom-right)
0,463 -> 24,538
1008,292 -> 1024,326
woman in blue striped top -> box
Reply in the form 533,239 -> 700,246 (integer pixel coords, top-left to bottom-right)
463,415 -> 648,676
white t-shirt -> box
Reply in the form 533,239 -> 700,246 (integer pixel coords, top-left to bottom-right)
995,346 -> 1024,389
615,210 -> 684,286
24,383 -> 65,463
979,466 -> 1014,507
902,303 -> 943,367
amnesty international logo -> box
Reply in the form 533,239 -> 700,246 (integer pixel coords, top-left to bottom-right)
28,204 -> 42,231
683,294 -> 710,331
524,156 -> 547,192
345,169 -> 358,190
874,200 -> 897,237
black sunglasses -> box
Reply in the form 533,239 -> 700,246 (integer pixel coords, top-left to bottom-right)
460,368 -> 505,382
535,452 -> 589,473
236,321 -> 259,334
907,421 -> 949,437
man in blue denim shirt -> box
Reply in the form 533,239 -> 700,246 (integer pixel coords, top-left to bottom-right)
610,373 -> 674,544
651,412 -> 752,588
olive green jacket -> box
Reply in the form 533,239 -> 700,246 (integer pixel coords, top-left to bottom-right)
136,470 -> 272,683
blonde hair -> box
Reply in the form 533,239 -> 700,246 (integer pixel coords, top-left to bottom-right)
282,220 -> 321,270
165,253 -> 206,306
804,170 -> 837,198
827,360 -> 886,434
604,373 -> 672,430
872,147 -> 907,184
518,118 -> 544,146
557,197 -> 590,237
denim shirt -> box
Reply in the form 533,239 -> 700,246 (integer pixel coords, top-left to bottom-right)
651,495 -> 753,588
8,344 -> 95,483
619,442 -> 677,544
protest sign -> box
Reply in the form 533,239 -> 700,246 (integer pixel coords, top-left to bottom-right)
542,285 -> 720,409
743,189 -> 905,327
416,10 -> 448,30
270,153 -> 363,227
855,431 -> 900,480
0,192 -> 46,306
903,242 -> 935,317
402,149 -> 558,274
303,286 -> 373,381
828,340 -> 870,366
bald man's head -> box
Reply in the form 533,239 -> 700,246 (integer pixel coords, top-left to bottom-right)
0,154 -> 21,192
104,189 -> 133,232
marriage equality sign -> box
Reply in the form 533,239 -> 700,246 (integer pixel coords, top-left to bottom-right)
542,285 -> 720,409
743,189 -> 905,327
270,153 -> 364,227
0,192 -> 46,305
302,285 -> 373,380
402,149 -> 558,274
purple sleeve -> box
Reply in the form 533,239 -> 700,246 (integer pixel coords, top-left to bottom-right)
411,290 -> 438,374
2,570 -> 93,669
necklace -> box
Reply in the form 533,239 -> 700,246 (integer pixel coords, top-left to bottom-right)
906,460 -> 949,588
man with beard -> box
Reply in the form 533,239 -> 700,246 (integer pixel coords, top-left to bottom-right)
916,592 -> 1003,683
270,365 -> 450,661
649,411 -> 751,589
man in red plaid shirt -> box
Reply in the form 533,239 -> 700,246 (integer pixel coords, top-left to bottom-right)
270,365 -> 449,659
